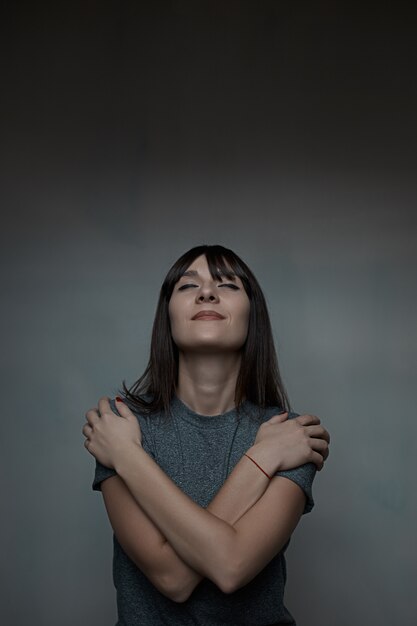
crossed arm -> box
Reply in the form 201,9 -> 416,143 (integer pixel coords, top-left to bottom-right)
101,446 -> 305,601
85,397 -> 328,602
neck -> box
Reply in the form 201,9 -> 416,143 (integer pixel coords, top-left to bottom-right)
175,351 -> 242,416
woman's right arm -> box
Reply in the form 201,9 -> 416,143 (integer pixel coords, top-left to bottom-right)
100,411 -> 329,603
101,444 -> 273,602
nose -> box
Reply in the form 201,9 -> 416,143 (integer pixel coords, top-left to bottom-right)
196,284 -> 220,303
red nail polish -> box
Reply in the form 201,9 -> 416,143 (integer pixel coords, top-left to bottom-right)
115,396 -> 124,403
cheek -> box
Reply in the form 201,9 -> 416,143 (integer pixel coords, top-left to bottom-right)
234,301 -> 251,337
168,302 -> 176,327
240,300 -> 251,325
168,299 -> 184,337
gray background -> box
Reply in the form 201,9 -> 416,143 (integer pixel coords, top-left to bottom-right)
1,2 -> 416,625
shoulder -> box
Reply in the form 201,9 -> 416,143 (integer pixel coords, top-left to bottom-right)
114,394 -> 160,459
257,405 -> 300,423
110,395 -> 152,422
288,409 -> 300,420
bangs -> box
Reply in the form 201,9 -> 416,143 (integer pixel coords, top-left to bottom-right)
204,248 -> 239,282
121,242 -> 290,414
162,245 -> 253,299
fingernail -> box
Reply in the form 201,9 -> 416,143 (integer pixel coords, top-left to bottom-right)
115,396 -> 124,403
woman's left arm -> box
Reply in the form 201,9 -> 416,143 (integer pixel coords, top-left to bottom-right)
116,444 -> 305,593
85,397 -> 307,594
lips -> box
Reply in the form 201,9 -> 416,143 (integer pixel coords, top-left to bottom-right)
192,310 -> 226,320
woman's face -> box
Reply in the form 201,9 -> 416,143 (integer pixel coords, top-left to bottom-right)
168,255 -> 251,354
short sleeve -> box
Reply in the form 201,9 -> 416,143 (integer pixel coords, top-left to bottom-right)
274,411 -> 317,514
91,396 -> 156,492
92,459 -> 117,491
91,397 -> 121,492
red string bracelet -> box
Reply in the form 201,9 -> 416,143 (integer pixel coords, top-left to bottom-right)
244,453 -> 272,480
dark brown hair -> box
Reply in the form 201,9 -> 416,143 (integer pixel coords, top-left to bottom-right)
118,245 -> 290,415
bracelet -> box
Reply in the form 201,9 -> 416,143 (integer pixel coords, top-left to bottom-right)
244,453 -> 272,480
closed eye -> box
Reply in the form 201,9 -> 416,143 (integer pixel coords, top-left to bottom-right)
219,283 -> 240,290
178,283 -> 198,291
178,283 -> 240,291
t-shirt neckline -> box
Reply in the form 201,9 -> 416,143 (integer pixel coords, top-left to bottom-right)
171,394 -> 250,428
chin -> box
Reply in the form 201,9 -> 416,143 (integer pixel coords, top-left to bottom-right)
175,338 -> 246,354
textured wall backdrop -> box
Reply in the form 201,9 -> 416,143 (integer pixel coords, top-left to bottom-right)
1,2 -> 416,625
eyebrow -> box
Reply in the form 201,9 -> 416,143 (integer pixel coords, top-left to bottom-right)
181,270 -> 199,277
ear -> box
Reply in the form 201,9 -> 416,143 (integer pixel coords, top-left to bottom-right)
115,397 -> 136,421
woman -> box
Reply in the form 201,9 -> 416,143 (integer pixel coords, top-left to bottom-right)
82,244 -> 330,626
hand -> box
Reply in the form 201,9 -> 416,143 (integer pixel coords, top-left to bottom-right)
249,412 -> 330,476
82,396 -> 142,469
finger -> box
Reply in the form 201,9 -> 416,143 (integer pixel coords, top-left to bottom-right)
82,423 -> 93,437
304,425 -> 330,442
84,438 -> 95,457
309,450 -> 324,471
266,412 -> 288,424
309,438 -> 329,461
296,414 -> 321,427
114,396 -> 137,421
85,408 -> 100,426
98,396 -> 112,416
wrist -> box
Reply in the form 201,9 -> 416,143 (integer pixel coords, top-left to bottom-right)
246,443 -> 281,476
114,441 -> 144,475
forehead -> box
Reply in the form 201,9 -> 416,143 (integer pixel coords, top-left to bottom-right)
181,254 -> 236,279
185,255 -> 216,271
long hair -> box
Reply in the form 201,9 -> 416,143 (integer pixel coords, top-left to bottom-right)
118,245 -> 291,416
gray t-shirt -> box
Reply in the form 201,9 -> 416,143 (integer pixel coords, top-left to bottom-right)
92,396 -> 316,625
